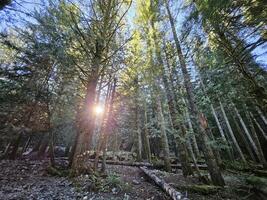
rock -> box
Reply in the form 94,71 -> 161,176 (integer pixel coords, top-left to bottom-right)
112,187 -> 118,194
83,196 -> 88,200
123,193 -> 130,200
132,179 -> 140,185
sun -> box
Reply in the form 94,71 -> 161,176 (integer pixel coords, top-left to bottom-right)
94,105 -> 104,115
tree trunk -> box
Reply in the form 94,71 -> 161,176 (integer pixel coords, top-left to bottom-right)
156,94 -> 171,172
245,109 -> 267,168
64,140 -> 72,157
198,74 -> 233,160
219,102 -> 246,163
165,0 -> 224,186
256,106 -> 267,126
232,104 -> 264,166
151,20 -> 193,176
21,135 -> 32,157
232,115 -> 257,162
68,126 -> 79,167
184,105 -> 200,158
9,131 -> 23,159
71,75 -> 98,171
250,112 -> 267,140
144,102 -> 152,162
38,136 -> 49,158
134,77 -> 142,161
94,82 -> 112,170
32,134 -> 44,152
101,79 -> 117,173
3,142 -> 11,158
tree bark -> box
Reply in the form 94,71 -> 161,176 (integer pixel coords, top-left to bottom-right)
71,73 -> 99,171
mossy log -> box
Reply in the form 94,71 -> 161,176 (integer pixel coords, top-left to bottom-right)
180,185 -> 221,195
246,176 -> 267,199
140,167 -> 188,200
252,169 -> 267,177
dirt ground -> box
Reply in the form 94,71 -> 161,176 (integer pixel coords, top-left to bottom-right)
0,159 -> 169,200
0,159 -> 260,200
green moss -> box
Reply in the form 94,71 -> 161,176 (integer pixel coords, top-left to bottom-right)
46,166 -> 69,177
246,176 -> 267,187
185,184 -> 222,195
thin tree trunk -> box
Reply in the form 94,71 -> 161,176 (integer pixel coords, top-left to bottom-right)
232,115 -> 257,162
38,136 -> 49,158
101,79 -> 117,173
46,95 -> 55,167
48,129 -> 55,167
219,102 -> 246,163
68,125 -> 79,167
198,74 -> 233,160
94,83 -> 112,170
65,140 -> 72,157
211,104 -> 234,160
21,135 -> 32,157
165,0 -> 224,186
3,142 -> 11,158
245,109 -> 267,168
136,111 -> 142,161
232,104 -> 264,166
144,102 -> 152,162
101,143 -> 107,173
156,94 -> 171,172
134,77 -> 142,161
250,112 -> 267,140
186,138 -> 203,179
256,106 -> 267,125
206,127 -> 223,167
184,106 -> 200,158
9,131 -> 23,159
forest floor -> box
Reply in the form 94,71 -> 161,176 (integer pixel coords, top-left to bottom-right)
0,159 -> 261,200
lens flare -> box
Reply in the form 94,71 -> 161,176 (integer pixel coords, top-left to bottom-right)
94,105 -> 104,115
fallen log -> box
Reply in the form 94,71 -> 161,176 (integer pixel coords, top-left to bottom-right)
87,159 -> 207,170
140,167 -> 188,200
246,176 -> 267,199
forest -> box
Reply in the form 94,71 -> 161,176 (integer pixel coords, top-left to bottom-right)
0,0 -> 267,199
